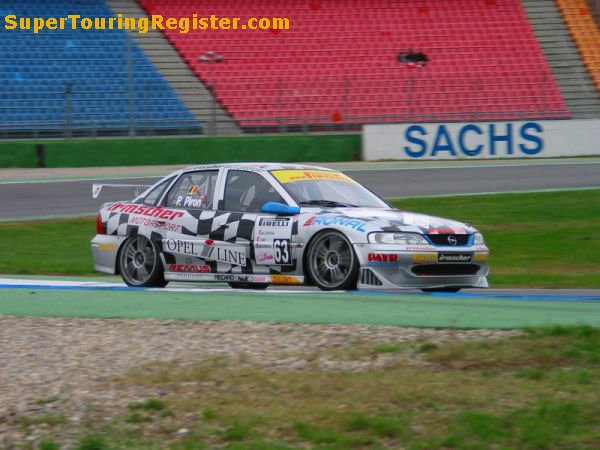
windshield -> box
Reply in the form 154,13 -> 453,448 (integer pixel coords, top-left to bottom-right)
271,169 -> 389,208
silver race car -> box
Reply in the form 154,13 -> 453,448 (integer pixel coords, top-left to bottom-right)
91,163 -> 489,291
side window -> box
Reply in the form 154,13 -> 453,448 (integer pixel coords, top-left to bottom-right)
165,171 -> 218,209
224,170 -> 284,213
143,177 -> 174,206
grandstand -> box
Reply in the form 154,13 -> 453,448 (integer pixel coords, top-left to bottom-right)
0,0 -> 199,136
141,0 -> 572,128
1,0 -> 600,137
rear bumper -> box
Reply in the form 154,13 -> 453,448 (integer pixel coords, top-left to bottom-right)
91,234 -> 125,274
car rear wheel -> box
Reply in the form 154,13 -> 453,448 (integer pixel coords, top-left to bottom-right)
228,282 -> 269,290
306,230 -> 359,291
119,235 -> 167,287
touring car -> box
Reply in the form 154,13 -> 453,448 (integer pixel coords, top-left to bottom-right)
91,163 -> 489,291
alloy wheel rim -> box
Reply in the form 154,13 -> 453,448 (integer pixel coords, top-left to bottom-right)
122,236 -> 156,285
310,233 -> 353,288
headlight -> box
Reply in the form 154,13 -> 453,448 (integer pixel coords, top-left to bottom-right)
368,232 -> 429,245
473,232 -> 485,245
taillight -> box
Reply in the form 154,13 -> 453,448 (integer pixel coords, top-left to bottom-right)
96,213 -> 105,234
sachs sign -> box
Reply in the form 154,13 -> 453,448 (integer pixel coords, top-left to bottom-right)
365,122 -> 543,159
364,119 -> 600,160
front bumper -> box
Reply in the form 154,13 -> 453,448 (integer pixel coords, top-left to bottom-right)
353,243 -> 489,290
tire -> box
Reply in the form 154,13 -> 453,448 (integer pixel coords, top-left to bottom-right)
305,230 -> 359,291
228,282 -> 269,290
119,235 -> 167,287
421,287 -> 461,293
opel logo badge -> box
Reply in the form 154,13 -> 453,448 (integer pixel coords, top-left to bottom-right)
447,235 -> 458,246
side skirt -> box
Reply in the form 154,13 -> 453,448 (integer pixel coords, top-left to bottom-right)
164,272 -> 305,285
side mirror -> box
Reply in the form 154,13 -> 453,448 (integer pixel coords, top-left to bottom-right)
261,201 -> 301,215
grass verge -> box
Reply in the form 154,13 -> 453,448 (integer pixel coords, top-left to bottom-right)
17,326 -> 600,449
0,190 -> 598,287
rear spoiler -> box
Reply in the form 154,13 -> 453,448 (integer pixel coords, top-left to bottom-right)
92,183 -> 152,199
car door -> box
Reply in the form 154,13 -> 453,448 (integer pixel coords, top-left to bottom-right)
159,169 -> 223,277
218,169 -> 297,275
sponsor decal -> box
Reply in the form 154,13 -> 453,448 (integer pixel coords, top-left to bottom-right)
406,246 -> 436,251
271,274 -> 302,285
272,170 -> 357,184
412,253 -> 437,263
164,239 -> 200,256
438,253 -> 473,263
107,203 -> 184,221
400,122 -> 543,158
254,216 -> 294,265
98,243 -> 116,251
130,217 -> 181,232
168,264 -> 211,273
215,274 -> 235,281
367,253 -> 399,266
258,217 -> 291,227
427,228 -> 467,235
168,273 -> 269,283
200,245 -> 247,266
258,253 -> 274,263
303,216 -> 367,232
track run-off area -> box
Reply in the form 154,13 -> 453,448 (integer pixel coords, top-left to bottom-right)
1,276 -> 600,329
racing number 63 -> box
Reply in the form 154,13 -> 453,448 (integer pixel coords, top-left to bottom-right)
273,239 -> 291,265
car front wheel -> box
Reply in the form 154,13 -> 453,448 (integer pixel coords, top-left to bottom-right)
119,235 -> 167,287
305,230 -> 359,291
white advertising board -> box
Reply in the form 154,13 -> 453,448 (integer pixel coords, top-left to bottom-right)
363,119 -> 600,160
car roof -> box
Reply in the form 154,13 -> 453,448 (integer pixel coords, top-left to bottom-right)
178,162 -> 336,174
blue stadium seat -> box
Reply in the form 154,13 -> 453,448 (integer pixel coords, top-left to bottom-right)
0,0 -> 200,132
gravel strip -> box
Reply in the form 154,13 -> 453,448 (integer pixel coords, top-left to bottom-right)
0,316 -> 518,446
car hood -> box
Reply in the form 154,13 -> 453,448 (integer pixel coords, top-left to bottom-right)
301,207 -> 477,234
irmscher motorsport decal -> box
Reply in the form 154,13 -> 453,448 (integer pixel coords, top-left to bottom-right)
438,253 -> 473,263
107,203 -> 184,220
254,216 -> 294,265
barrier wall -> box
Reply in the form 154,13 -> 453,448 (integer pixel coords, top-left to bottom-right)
0,134 -> 359,168
363,119 -> 600,160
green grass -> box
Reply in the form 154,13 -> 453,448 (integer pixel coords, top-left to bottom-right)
0,190 -> 598,287
0,217 -> 96,275
20,326 -> 600,449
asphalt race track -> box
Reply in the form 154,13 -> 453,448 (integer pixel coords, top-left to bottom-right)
1,159 -> 599,220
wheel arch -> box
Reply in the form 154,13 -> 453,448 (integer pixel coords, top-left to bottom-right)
302,228 -> 359,290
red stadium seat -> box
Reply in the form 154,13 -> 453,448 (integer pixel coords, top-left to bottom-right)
139,0 -> 570,126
